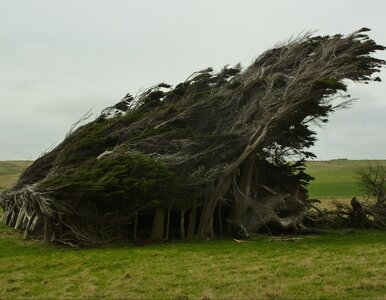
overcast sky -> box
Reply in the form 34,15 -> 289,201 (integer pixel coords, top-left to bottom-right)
0,0 -> 385,161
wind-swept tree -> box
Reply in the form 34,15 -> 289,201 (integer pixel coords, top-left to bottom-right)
1,28 -> 384,245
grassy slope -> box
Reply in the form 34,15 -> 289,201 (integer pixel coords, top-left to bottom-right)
1,223 -> 386,299
306,160 -> 386,199
0,161 -> 32,192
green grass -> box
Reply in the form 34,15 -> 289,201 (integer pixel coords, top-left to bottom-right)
1,223 -> 386,298
306,160 -> 386,199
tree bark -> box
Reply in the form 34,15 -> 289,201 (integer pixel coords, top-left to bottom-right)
234,154 -> 256,224
24,213 -> 35,240
180,209 -> 186,239
53,221 -> 63,240
151,208 -> 165,240
187,206 -> 197,239
351,197 -> 369,228
197,125 -> 269,238
133,211 -> 138,240
15,207 -> 25,230
197,176 -> 233,238
218,204 -> 223,235
43,215 -> 51,244
165,206 -> 171,240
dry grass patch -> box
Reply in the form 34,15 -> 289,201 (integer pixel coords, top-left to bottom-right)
315,197 -> 352,209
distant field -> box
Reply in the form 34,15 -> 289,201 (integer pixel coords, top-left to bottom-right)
0,161 -> 32,193
306,160 -> 386,199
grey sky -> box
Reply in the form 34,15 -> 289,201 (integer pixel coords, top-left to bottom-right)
0,0 -> 385,160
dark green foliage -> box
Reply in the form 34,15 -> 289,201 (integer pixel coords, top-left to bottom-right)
113,94 -> 134,111
261,159 -> 313,190
314,78 -> 347,92
43,153 -> 177,213
57,119 -> 119,165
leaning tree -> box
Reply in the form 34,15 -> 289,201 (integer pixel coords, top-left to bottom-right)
1,28 -> 384,245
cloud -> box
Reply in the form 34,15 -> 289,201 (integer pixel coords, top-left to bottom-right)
311,87 -> 386,160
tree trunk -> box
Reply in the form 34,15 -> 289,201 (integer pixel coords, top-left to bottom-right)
197,125 -> 269,238
180,209 -> 186,239
197,176 -> 233,238
234,155 -> 255,223
165,206 -> 171,240
53,221 -> 63,240
43,215 -> 51,244
15,207 -> 26,230
151,208 -> 165,240
133,211 -> 138,240
218,204 -> 223,235
351,197 -> 369,228
187,205 -> 197,239
24,213 -> 35,240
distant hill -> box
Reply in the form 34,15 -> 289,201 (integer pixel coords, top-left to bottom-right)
0,161 -> 32,192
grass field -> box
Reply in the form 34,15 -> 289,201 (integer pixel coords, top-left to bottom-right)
306,160 -> 386,199
1,222 -> 386,299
